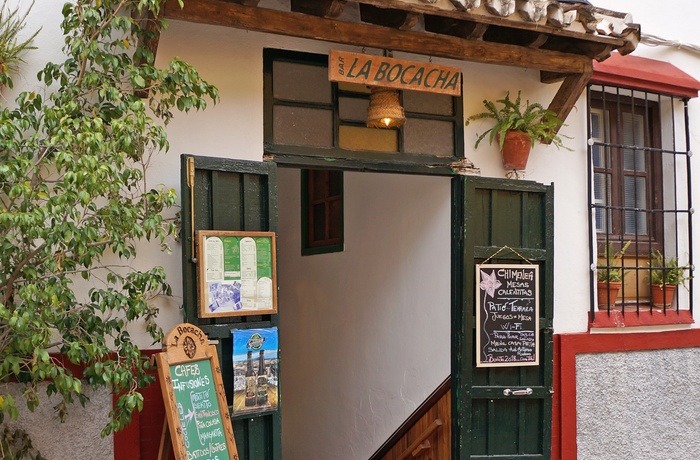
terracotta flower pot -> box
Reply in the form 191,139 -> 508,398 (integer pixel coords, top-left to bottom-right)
597,281 -> 622,309
651,284 -> 676,307
498,131 -> 532,170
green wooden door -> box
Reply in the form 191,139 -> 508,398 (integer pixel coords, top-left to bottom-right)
452,176 -> 554,459
180,154 -> 280,460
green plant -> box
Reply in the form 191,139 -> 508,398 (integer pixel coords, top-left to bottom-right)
597,241 -> 631,283
0,0 -> 218,455
465,90 -> 570,151
0,425 -> 45,460
649,251 -> 691,287
0,0 -> 39,89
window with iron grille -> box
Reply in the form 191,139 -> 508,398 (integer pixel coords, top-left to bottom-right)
588,84 -> 693,320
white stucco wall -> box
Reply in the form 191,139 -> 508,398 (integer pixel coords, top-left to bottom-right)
3,384 -> 113,460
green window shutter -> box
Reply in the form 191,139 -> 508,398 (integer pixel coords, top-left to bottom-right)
453,176 -> 554,459
180,154 -> 281,460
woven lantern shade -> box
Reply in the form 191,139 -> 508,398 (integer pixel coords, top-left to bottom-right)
366,86 -> 405,128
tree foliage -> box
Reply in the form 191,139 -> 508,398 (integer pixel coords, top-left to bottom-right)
0,0 -> 218,451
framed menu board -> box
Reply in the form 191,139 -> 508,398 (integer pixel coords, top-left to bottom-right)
156,323 -> 239,460
476,264 -> 539,367
197,231 -> 277,318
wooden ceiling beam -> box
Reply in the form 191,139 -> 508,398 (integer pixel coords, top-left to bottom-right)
290,0 -> 347,18
359,4 -> 419,30
224,0 -> 260,5
423,15 -> 488,40
162,0 -> 592,74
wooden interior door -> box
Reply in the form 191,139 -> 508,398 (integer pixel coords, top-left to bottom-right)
452,176 -> 554,459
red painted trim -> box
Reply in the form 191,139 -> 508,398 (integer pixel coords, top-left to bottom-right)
557,329 -> 700,460
590,309 -> 694,328
114,392 -> 141,459
552,335 -> 561,460
592,52 -> 700,99
113,349 -> 162,460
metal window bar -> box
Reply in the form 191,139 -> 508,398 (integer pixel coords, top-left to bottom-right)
588,84 -> 694,320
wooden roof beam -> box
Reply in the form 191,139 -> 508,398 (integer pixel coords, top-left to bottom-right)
543,66 -> 593,135
423,15 -> 489,40
290,0 -> 347,18
359,4 -> 419,30
225,0 -> 260,6
162,0 -> 592,75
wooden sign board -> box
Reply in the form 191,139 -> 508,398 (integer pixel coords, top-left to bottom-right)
329,50 -> 462,96
156,323 -> 239,460
197,230 -> 277,318
475,264 -> 539,367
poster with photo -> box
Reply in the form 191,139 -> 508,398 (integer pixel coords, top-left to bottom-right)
232,328 -> 279,416
196,231 -> 277,318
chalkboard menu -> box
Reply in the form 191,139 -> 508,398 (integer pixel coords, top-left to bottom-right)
156,323 -> 239,460
476,264 -> 539,367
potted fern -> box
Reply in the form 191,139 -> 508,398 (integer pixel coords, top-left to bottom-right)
648,251 -> 691,307
466,91 -> 570,172
0,0 -> 39,89
596,241 -> 630,310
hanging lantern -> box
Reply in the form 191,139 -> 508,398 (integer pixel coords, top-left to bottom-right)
366,86 -> 406,129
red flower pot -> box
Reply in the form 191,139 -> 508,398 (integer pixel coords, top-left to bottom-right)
597,281 -> 622,309
651,284 -> 676,307
499,131 -> 532,170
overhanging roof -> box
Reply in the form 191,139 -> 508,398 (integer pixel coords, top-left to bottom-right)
158,0 -> 641,129
592,52 -> 700,99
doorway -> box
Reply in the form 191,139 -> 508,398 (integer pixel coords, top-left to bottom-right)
277,169 -> 452,459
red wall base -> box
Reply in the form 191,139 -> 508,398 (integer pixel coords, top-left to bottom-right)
552,328 -> 700,460
113,350 -> 173,460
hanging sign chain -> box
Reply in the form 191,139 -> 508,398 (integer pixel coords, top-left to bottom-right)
481,245 -> 535,265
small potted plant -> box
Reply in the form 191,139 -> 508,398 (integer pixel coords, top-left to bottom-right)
0,0 -> 39,89
596,241 -> 630,310
648,251 -> 691,307
465,90 -> 570,172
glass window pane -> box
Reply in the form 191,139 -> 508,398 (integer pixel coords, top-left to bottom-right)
403,90 -> 453,115
624,176 -> 648,235
591,111 -> 601,139
338,125 -> 398,152
339,97 -> 369,122
329,198 -> 342,240
622,112 -> 646,172
594,173 -> 608,202
273,61 -> 331,103
403,118 -> 454,156
594,172 -> 611,233
592,145 -> 611,169
312,171 -> 327,200
312,204 -> 326,242
328,171 -> 342,197
595,209 -> 610,233
274,106 -> 333,147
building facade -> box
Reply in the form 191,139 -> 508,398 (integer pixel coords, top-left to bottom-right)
5,0 -> 700,459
